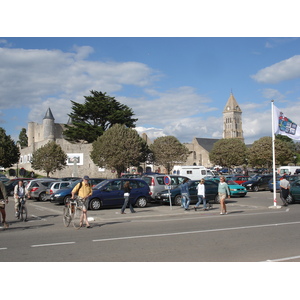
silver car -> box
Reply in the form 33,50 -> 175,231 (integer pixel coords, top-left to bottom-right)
141,174 -> 190,201
45,181 -> 72,200
27,179 -> 57,201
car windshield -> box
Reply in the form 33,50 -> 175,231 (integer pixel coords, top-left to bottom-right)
93,180 -> 110,190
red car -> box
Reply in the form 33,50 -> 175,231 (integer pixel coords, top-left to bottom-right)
231,175 -> 251,185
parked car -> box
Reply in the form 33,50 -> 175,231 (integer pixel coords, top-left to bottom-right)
205,177 -> 247,197
50,178 -> 106,205
229,175 -> 251,185
45,181 -> 72,200
241,174 -> 273,192
60,177 -> 81,181
156,179 -> 220,205
289,179 -> 300,203
27,178 -> 57,201
141,174 -> 190,200
268,174 -> 300,192
4,178 -> 34,196
86,178 -> 151,210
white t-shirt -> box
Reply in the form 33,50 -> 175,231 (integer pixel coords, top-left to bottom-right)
197,183 -> 205,197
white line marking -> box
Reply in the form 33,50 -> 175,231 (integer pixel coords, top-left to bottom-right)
0,248 -> 8,250
265,255 -> 300,262
31,242 -> 75,248
93,220 -> 300,243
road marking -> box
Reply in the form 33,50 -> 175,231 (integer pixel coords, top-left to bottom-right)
31,242 -> 75,248
93,220 -> 300,243
265,255 -> 300,262
0,248 -> 8,250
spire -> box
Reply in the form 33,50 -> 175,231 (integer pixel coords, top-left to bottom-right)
223,93 -> 241,113
43,108 -> 55,120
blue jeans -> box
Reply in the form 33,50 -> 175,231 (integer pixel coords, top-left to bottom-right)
182,193 -> 190,209
121,195 -> 135,213
195,195 -> 207,209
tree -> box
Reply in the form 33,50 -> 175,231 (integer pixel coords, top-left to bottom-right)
248,136 -> 294,168
18,128 -> 28,149
90,124 -> 149,178
209,138 -> 247,169
149,136 -> 189,174
63,90 -> 138,143
0,127 -> 20,168
31,141 -> 67,177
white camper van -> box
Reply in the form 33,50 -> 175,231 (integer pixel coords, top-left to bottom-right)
172,165 -> 217,180
278,166 -> 300,175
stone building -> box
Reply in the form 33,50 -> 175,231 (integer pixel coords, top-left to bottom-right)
183,92 -> 244,168
15,92 -> 244,176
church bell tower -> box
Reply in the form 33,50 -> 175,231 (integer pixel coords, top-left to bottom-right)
223,93 -> 244,141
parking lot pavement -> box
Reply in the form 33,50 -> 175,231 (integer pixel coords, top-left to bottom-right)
2,191 -> 289,228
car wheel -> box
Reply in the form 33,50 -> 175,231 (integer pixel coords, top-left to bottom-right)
136,196 -> 147,208
63,195 -> 72,205
39,192 -> 47,201
174,195 -> 182,206
252,185 -> 259,192
286,194 -> 294,204
214,194 -> 220,204
89,198 -> 102,210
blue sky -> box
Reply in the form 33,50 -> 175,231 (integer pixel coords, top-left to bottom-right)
1,1 -> 299,146
1,37 -> 300,145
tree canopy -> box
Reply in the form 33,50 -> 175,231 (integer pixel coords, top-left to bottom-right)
149,136 -> 189,174
209,138 -> 247,169
18,128 -> 28,149
248,136 -> 294,168
0,128 -> 20,168
64,90 -> 138,143
31,141 -> 67,177
90,124 -> 149,177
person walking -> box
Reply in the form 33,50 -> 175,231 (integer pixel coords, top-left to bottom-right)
14,180 -> 26,219
218,176 -> 230,215
121,181 -> 136,214
280,175 -> 290,206
194,178 -> 207,211
71,175 -> 93,228
0,180 -> 9,229
180,178 -> 191,210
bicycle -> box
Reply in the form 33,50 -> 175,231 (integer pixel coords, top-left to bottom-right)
63,197 -> 82,229
17,197 -> 27,222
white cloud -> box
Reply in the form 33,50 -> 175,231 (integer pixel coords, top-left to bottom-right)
251,55 -> 300,84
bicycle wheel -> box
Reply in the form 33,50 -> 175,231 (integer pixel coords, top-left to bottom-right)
63,206 -> 72,227
72,208 -> 82,229
20,205 -> 27,222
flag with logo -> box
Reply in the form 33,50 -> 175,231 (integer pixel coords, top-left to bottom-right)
273,104 -> 300,140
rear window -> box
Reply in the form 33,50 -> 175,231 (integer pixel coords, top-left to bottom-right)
141,176 -> 153,185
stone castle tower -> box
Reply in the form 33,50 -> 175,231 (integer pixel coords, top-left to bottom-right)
223,93 -> 244,141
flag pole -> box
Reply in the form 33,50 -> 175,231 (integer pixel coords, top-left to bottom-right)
270,100 -> 280,209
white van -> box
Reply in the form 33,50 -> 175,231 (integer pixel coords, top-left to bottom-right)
278,166 -> 300,175
172,165 -> 217,180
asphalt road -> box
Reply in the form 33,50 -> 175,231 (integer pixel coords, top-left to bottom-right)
1,190 -> 300,262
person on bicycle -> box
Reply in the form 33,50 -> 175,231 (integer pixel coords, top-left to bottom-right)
14,180 -> 26,219
71,176 -> 93,228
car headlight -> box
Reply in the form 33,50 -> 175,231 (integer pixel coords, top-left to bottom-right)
54,193 -> 61,197
230,188 -> 237,191
246,184 -> 252,187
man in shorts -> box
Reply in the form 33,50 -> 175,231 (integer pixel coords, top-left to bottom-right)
71,176 -> 93,228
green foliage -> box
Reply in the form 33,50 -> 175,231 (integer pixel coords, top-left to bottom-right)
0,127 -> 20,168
90,124 -> 149,177
64,90 -> 138,143
149,136 -> 189,174
248,136 -> 294,168
18,128 -> 28,149
209,138 -> 247,168
31,141 -> 67,177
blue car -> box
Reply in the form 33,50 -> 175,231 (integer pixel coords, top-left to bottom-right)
86,178 -> 151,210
50,178 -> 106,205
